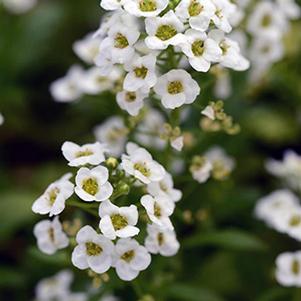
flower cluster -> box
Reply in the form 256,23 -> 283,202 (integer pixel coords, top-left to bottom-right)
50,0 -> 249,114
34,270 -> 119,301
32,141 -> 181,282
255,150 -> 301,287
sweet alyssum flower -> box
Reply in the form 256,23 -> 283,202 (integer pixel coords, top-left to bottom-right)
94,116 -> 128,157
123,54 -> 157,92
62,141 -> 107,167
75,166 -> 113,202
145,11 -> 185,50
190,156 -> 213,183
50,65 -> 84,103
121,142 -> 165,184
116,89 -> 148,116
154,69 -> 200,109
175,0 -> 216,32
123,0 -> 169,17
180,29 -> 222,72
141,194 -> 175,230
99,200 -> 139,239
32,173 -> 74,216
72,225 -> 114,274
276,251 -> 301,287
147,172 -> 182,202
145,223 -> 180,256
34,217 -> 69,255
113,238 -> 151,281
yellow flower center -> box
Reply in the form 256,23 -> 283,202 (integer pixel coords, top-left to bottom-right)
167,81 -> 184,95
261,14 -> 272,27
188,0 -> 203,16
82,178 -> 99,196
134,66 -> 148,79
121,250 -> 135,262
154,202 -> 162,217
48,188 -> 60,205
111,214 -> 128,230
134,162 -> 151,177
157,233 -> 164,246
292,259 -> 300,274
289,215 -> 301,227
125,92 -> 137,103
114,33 -> 129,49
75,149 -> 93,158
86,242 -> 103,256
192,40 -> 205,56
219,41 -> 229,55
159,182 -> 168,192
48,228 -> 55,243
139,0 -> 157,11
156,25 -> 177,41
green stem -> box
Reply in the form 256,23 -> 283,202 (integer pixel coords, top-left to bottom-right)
132,279 -> 143,298
293,287 -> 301,301
67,199 -> 99,217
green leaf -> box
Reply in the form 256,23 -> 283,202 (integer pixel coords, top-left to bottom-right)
166,284 -> 225,301
256,287 -> 291,301
183,229 -> 267,252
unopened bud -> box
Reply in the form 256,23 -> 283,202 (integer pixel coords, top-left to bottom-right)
106,157 -> 118,169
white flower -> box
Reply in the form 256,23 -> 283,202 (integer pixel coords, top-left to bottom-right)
145,224 -> 180,256
100,0 -> 125,10
201,105 -> 215,120
116,89 -> 148,116
255,190 -> 300,228
208,29 -> 250,71
35,270 -> 73,301
171,136 -> 184,151
141,194 -> 175,230
154,69 -> 200,109
145,11 -> 185,50
181,29 -> 222,72
121,142 -> 166,184
0,113 -> 4,126
211,0 -> 236,33
94,117 -> 128,157
175,0 -> 216,32
276,252 -> 301,287
72,225 -> 114,274
191,157 -> 213,183
2,0 -> 37,14
50,66 -> 84,103
32,173 -> 74,217
123,54 -> 157,92
100,23 -> 140,64
266,150 -> 301,191
135,108 -> 166,150
276,0 -> 301,20
62,141 -> 107,167
99,200 -> 140,240
113,238 -> 151,281
247,1 -> 288,40
147,172 -> 182,202
33,217 -> 69,255
124,0 -> 169,17
75,166 -> 113,202
73,33 -> 101,64
80,67 -> 114,95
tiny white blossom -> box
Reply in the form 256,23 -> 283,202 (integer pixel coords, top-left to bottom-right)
276,252 -> 301,287
276,0 -> 301,20
113,238 -> 151,281
141,194 -> 175,230
209,29 -> 250,71
147,172 -> 182,202
99,200 -> 140,240
73,33 -> 101,64
175,0 -> 216,32
34,217 -> 69,255
123,54 -> 157,91
116,89 -> 148,116
171,136 -> 184,151
145,11 -> 185,50
62,141 -> 107,167
201,105 -> 215,120
191,158 -> 213,183
50,66 -> 84,103
75,166 -> 113,202
94,117 -> 128,157
121,142 -> 166,184
145,224 -> 180,256
32,173 -> 74,217
181,29 -> 222,72
211,0 -> 236,33
124,0 -> 169,17
72,225 -> 114,274
154,69 -> 200,109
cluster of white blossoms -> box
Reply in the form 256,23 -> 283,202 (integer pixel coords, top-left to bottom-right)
190,146 -> 234,183
50,0 -> 249,114
34,270 -> 119,301
1,0 -> 37,14
255,150 -> 301,287
32,141 -> 181,282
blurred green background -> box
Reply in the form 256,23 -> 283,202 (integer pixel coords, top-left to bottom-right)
1,0 -> 301,300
